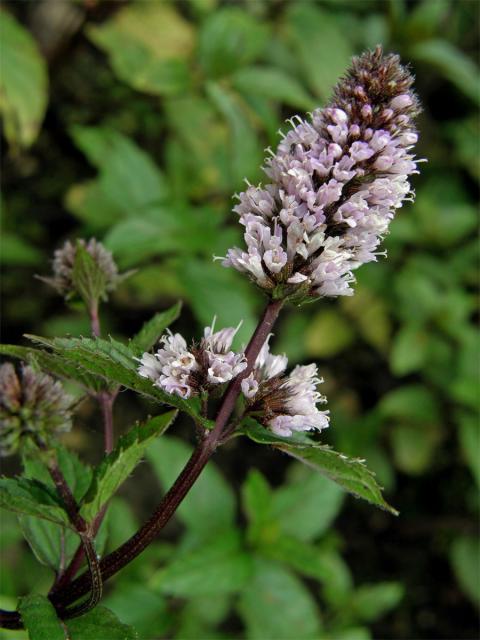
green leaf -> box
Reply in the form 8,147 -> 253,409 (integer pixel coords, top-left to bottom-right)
81,411 -> 177,522
0,11 -> 48,147
71,242 -> 108,309
206,82 -> 262,187
241,418 -> 318,447
231,66 -> 315,110
146,436 -> 235,536
262,536 -> 353,605
18,594 -> 65,640
66,606 -> 139,640
410,39 -> 480,105
103,583 -> 170,640
304,309 -> 356,358
390,324 -> 431,376
178,257 -> 258,348
241,469 -> 273,543
390,423 -> 441,475
198,8 -> 268,78
0,344 -> 105,392
271,463 -> 344,541
450,536 -> 480,606
350,582 -> 404,622
284,4 -> 353,99
0,232 -> 43,266
0,477 -> 69,526
130,302 -> 182,355
457,412 -> 480,488
87,3 -> 194,97
68,126 -> 168,228
25,334 -> 207,427
377,385 -> 440,424
237,558 -> 322,640
19,446 -> 92,569
244,424 -> 397,514
149,530 -> 252,597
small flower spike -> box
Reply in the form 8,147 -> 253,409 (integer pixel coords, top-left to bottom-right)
0,363 -> 73,456
137,320 -> 247,399
222,46 -> 421,302
40,238 -> 121,300
241,338 -> 329,437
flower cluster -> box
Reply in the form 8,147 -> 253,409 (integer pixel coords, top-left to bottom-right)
137,320 -> 247,399
0,363 -> 73,457
40,238 -> 121,300
222,46 -> 421,300
241,339 -> 329,437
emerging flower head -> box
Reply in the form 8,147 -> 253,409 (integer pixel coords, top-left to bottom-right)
222,47 -> 421,301
241,338 -> 329,437
40,238 -> 121,301
137,319 -> 247,399
0,363 -> 73,457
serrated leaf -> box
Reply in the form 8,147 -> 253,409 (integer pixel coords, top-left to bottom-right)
0,11 -> 48,148
24,334 -> 209,427
81,411 -> 177,522
0,478 -> 70,526
130,301 -> 182,355
277,445 -> 398,515
18,594 -> 65,640
0,344 -> 105,392
71,242 -> 108,309
66,606 -> 138,640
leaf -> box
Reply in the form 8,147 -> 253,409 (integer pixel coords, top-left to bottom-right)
0,477 -> 70,526
377,385 -> 440,424
68,126 -> 168,228
18,594 -> 65,640
237,557 -> 322,640
390,324 -> 431,376
177,257 -> 258,348
130,302 -> 182,355
284,4 -> 353,99
350,582 -> 404,622
198,7 -> 268,78
0,232 -> 43,266
0,344 -> 105,392
241,469 -> 273,543
25,334 -> 208,427
262,536 -> 353,605
66,606 -> 138,640
242,422 -> 397,514
19,447 -> 92,569
457,411 -> 480,489
410,39 -> 480,105
390,423 -> 441,475
146,436 -> 235,536
271,463 -> 344,541
80,411 -> 177,522
87,3 -> 194,97
206,82 -> 262,187
450,536 -> 480,607
0,11 -> 48,147
71,242 -> 108,309
304,309 -> 355,358
231,66 -> 315,110
149,530 -> 252,597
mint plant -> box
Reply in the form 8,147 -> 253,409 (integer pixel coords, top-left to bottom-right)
0,47 -> 421,636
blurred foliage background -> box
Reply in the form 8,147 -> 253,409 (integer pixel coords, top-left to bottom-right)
1,0 -> 479,639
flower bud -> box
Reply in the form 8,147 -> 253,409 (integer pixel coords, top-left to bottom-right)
0,363 -> 73,457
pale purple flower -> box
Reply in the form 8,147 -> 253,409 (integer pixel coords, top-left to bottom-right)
221,47 -> 421,302
137,320 -> 247,399
241,340 -> 329,438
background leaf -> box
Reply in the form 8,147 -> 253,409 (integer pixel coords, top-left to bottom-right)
18,594 -> 65,640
